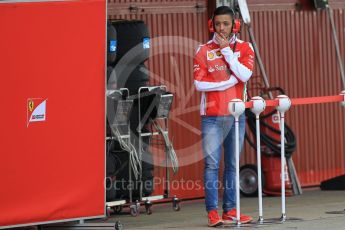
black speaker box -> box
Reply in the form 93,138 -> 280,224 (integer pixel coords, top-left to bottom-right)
111,20 -> 150,66
320,174 -> 345,190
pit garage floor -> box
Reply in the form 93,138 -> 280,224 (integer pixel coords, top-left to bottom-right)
104,188 -> 345,230
14,188 -> 345,230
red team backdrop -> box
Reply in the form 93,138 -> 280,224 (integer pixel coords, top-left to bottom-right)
0,0 -> 106,227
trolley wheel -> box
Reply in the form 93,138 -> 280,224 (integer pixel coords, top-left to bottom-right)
113,205 -> 123,214
106,205 -> 112,217
240,164 -> 264,197
172,196 -> 181,211
115,221 -> 123,230
145,201 -> 153,215
130,201 -> 140,217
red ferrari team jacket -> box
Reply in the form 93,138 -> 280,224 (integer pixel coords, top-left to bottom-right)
193,35 -> 255,116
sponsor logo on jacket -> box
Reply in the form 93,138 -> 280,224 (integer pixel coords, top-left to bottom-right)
207,50 -> 223,61
208,64 -> 227,73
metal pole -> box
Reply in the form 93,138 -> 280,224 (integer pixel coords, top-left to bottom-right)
326,5 -> 345,89
229,99 -> 246,226
129,126 -> 133,203
251,97 -> 266,223
235,116 -> 241,226
280,112 -> 286,222
256,114 -> 264,223
165,118 -> 170,198
275,95 -> 291,222
138,88 -> 143,202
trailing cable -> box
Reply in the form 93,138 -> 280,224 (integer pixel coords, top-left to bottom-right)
152,119 -> 179,174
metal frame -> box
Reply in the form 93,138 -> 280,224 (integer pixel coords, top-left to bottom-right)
132,85 -> 180,214
138,85 -> 168,203
104,86 -> 180,216
105,88 -> 133,212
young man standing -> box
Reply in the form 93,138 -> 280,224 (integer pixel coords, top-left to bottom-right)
193,6 -> 255,227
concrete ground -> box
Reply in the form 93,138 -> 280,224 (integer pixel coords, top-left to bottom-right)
11,188 -> 345,229
103,188 -> 345,230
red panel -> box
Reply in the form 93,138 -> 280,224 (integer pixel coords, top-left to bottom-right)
0,0 -> 106,227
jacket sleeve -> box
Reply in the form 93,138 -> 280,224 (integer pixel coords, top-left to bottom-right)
220,43 -> 255,82
193,46 -> 238,92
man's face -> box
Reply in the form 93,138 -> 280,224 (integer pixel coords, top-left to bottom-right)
214,14 -> 233,39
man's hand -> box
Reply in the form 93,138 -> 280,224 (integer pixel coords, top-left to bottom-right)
215,33 -> 229,49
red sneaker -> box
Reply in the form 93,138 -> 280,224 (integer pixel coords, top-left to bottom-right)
222,208 -> 253,224
207,210 -> 224,227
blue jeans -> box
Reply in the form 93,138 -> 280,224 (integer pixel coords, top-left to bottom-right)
202,114 -> 246,212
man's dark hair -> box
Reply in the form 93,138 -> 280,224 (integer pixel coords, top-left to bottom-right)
213,6 -> 235,18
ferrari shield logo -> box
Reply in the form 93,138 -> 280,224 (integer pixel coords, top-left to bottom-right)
28,100 -> 34,112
